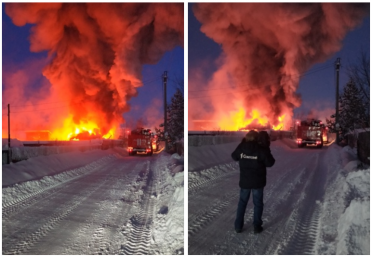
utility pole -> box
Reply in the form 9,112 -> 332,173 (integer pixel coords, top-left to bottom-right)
8,104 -> 11,164
163,71 -> 168,151
335,58 -> 340,144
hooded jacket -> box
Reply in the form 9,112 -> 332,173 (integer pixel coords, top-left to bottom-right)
231,140 -> 275,189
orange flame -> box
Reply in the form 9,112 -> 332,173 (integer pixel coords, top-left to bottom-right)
218,108 -> 268,130
217,108 -> 286,131
50,115 -> 115,140
272,114 -> 285,131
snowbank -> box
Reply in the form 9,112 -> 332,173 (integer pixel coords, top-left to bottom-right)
337,199 -> 370,255
317,145 -> 370,255
2,154 -> 114,205
188,141 -> 238,172
152,153 -> 184,254
2,149 -> 115,187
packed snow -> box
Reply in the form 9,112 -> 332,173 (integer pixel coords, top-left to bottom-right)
188,135 -> 369,255
2,146 -> 184,254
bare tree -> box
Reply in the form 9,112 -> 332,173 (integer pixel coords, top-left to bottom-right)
347,49 -> 370,102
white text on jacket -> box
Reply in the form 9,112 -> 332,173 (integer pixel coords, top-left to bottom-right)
240,153 -> 258,159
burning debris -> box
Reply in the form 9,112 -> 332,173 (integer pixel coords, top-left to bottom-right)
4,3 -> 183,140
190,3 -> 368,131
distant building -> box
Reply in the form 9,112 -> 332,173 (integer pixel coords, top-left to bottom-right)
25,130 -> 51,141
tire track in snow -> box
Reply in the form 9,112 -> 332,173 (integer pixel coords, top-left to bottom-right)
121,210 -> 154,254
188,161 -> 242,254
205,151 -> 323,255
2,157 -> 134,255
210,166 -> 309,255
254,153 -> 321,255
278,205 -> 321,255
2,156 -> 113,218
250,153 -> 322,255
276,152 -> 326,255
188,162 -> 238,195
188,190 -> 238,236
188,158 -> 297,237
60,162 -> 143,255
188,162 -> 239,226
2,156 -> 114,242
119,161 -> 158,255
85,164 -> 146,255
2,184 -> 103,255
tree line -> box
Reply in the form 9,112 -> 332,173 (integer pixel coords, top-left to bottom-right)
326,50 -> 370,141
155,87 -> 184,153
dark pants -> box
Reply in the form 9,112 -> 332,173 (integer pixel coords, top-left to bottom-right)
235,188 -> 264,230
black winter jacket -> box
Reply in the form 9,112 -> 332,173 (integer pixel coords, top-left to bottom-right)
231,140 -> 275,189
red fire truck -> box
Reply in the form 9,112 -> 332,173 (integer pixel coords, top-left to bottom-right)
296,119 -> 328,148
127,128 -> 158,156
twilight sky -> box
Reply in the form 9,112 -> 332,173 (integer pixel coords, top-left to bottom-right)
2,3 -> 184,139
188,3 -> 370,130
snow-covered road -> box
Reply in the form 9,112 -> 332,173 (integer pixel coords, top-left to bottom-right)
3,149 -> 184,255
188,139 -> 368,254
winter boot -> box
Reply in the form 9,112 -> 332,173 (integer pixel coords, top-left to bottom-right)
254,226 -> 263,234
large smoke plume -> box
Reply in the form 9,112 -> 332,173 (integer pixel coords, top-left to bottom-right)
4,3 -> 183,138
190,3 -> 368,130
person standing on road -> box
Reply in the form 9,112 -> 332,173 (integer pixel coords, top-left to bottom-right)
231,130 -> 275,234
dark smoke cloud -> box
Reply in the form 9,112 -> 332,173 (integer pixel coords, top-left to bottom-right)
5,3 -> 183,136
192,3 -> 368,128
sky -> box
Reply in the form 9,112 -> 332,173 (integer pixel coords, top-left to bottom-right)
1,3 -> 369,137
1,3 -> 184,139
188,3 -> 370,130
122,46 -> 184,131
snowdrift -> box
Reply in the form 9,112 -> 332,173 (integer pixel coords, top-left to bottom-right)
317,146 -> 370,255
151,153 -> 184,254
2,149 -> 114,187
188,140 -> 238,172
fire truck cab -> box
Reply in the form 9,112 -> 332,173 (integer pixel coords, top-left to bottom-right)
296,119 -> 328,148
127,128 -> 154,156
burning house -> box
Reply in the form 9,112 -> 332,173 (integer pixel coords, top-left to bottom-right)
25,130 -> 51,141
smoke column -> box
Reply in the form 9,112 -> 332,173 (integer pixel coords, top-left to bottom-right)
191,3 -> 368,130
5,3 -> 183,137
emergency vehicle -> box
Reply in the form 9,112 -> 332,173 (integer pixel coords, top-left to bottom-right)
296,119 -> 328,148
127,128 -> 158,156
